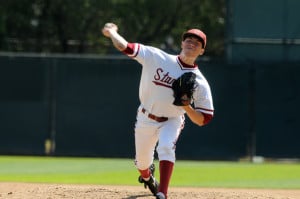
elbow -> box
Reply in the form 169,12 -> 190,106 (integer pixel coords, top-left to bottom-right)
191,117 -> 206,127
201,113 -> 213,126
196,122 -> 205,127
116,43 -> 127,51
186,107 -> 214,126
195,120 -> 207,127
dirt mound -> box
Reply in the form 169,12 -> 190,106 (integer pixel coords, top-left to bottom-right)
0,182 -> 299,199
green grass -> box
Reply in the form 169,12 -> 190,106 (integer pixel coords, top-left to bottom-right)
172,161 -> 300,188
0,156 -> 299,189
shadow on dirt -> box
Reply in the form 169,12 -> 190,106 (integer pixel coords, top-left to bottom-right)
123,193 -> 152,199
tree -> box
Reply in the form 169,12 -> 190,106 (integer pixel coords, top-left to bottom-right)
0,0 -> 225,57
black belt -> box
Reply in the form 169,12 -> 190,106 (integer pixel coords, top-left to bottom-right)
141,108 -> 168,122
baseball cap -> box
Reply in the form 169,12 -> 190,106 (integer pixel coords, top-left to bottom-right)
182,29 -> 207,48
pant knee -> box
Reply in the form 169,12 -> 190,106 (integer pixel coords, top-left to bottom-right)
134,157 -> 153,170
156,142 -> 175,162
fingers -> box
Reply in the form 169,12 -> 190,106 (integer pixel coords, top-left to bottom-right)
104,23 -> 117,29
181,94 -> 191,106
181,94 -> 189,101
102,22 -> 118,37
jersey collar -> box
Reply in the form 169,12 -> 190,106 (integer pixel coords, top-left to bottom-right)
177,56 -> 198,69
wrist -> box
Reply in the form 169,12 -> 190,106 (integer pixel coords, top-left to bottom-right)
182,105 -> 192,111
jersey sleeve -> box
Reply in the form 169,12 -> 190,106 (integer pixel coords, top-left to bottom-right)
193,77 -> 214,119
123,43 -> 140,58
122,42 -> 163,67
122,42 -> 147,65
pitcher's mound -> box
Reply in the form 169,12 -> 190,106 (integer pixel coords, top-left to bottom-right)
0,182 -> 299,199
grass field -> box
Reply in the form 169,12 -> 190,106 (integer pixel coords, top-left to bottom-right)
0,155 -> 299,189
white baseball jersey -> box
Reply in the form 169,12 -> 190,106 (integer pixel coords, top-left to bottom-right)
123,43 -> 214,118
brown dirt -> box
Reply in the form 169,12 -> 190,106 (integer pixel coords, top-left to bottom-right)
0,182 -> 299,199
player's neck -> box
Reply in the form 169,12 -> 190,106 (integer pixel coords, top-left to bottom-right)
178,54 -> 197,66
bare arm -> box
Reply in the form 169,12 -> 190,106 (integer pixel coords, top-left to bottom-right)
102,23 -> 128,51
182,105 -> 205,126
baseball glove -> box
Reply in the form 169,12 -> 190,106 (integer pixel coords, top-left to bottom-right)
172,72 -> 197,106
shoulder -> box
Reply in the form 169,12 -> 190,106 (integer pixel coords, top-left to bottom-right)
194,69 -> 208,81
193,70 -> 211,89
143,45 -> 172,57
123,43 -> 163,58
137,44 -> 176,63
133,43 -> 172,56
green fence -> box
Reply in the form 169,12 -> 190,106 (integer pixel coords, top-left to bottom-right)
0,54 -> 299,160
226,0 -> 300,64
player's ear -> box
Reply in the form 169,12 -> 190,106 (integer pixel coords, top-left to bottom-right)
199,48 -> 205,56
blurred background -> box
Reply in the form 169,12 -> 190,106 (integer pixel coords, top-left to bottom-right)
0,0 -> 299,161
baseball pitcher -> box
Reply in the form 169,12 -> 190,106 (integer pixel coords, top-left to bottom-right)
102,22 -> 214,199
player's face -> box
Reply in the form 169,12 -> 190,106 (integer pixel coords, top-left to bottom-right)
181,36 -> 205,57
